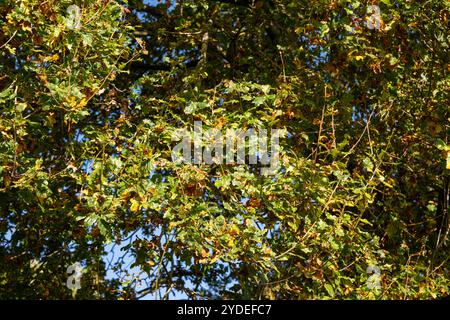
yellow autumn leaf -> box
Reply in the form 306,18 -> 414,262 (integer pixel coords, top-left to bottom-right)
66,96 -> 77,108
21,24 -> 32,32
44,53 -> 59,63
446,151 -> 450,170
210,255 -> 219,264
130,199 -> 140,212
77,98 -> 87,109
168,221 -> 179,230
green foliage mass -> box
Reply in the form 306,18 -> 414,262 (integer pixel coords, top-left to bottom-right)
0,0 -> 449,299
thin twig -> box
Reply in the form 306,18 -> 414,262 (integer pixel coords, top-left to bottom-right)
0,30 -> 17,49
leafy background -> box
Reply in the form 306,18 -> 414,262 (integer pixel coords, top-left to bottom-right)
0,0 -> 449,299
